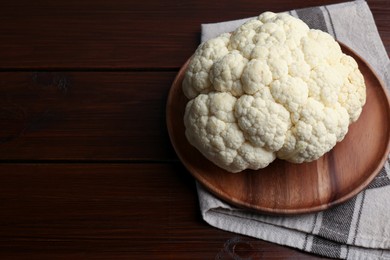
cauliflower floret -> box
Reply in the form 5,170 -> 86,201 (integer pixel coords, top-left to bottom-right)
277,98 -> 349,162
210,51 -> 248,96
241,59 -> 273,94
182,33 -> 231,99
235,93 -> 291,151
270,76 -> 309,123
184,92 -> 275,172
337,54 -> 367,122
229,19 -> 264,58
306,63 -> 344,106
182,12 -> 366,173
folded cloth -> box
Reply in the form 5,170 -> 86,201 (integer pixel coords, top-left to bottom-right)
197,1 -> 390,259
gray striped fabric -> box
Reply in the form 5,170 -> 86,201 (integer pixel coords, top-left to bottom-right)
198,1 -> 390,259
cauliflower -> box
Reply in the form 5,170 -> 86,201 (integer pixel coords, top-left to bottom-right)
182,12 -> 366,173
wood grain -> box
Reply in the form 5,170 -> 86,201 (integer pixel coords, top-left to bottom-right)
0,0 -> 387,69
369,0 -> 390,51
0,72 -> 176,160
0,163 -> 326,259
167,43 -> 390,214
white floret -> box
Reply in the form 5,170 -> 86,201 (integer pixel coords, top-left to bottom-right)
306,64 -> 344,106
229,19 -> 264,59
182,33 -> 231,99
270,76 -> 309,123
210,51 -> 248,96
184,92 -> 275,172
278,98 -> 348,162
235,93 -> 291,151
241,59 -> 273,94
337,54 -> 367,122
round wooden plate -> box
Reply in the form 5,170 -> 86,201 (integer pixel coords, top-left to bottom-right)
166,43 -> 390,215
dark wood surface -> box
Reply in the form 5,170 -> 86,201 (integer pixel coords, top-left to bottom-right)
0,0 -> 388,259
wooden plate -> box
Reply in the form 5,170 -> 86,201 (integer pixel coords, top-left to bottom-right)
166,43 -> 390,215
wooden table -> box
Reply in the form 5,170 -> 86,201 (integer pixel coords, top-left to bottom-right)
0,0 -> 388,259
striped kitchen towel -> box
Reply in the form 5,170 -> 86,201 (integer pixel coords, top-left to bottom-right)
197,1 -> 390,259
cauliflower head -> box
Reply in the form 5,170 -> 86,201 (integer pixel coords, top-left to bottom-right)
182,12 -> 366,173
